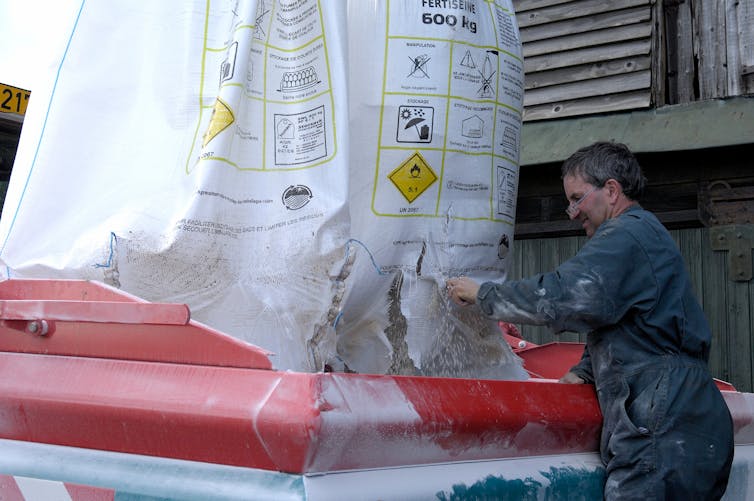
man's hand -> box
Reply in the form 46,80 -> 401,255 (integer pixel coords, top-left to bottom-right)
446,276 -> 480,306
558,371 -> 585,384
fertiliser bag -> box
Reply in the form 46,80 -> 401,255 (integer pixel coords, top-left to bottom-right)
0,0 -> 350,371
338,0 -> 528,379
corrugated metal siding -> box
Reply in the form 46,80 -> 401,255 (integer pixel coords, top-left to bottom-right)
510,227 -> 754,392
513,0 -> 655,121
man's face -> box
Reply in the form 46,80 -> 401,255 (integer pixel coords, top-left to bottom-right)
563,174 -> 607,238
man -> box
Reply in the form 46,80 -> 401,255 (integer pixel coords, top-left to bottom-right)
447,142 -> 733,500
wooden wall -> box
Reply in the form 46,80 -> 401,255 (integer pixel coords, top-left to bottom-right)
513,0 -> 655,121
512,0 -> 754,121
510,226 -> 754,392
665,0 -> 754,103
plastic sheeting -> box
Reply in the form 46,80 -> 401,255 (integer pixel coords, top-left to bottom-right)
0,0 -> 526,378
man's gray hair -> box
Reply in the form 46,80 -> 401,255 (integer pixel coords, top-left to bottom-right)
561,141 -> 647,201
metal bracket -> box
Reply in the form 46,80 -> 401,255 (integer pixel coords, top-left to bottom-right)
710,225 -> 754,282
699,181 -> 754,226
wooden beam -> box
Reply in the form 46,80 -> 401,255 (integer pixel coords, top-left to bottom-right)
513,0 -> 573,14
523,22 -> 652,58
525,55 -> 651,90
517,0 -> 650,28
524,39 -> 651,72
693,0 -> 728,99
651,0 -> 666,107
519,97 -> 754,161
523,90 -> 651,121
524,70 -> 651,106
726,0 -> 754,95
663,0 -> 695,104
519,5 -> 651,43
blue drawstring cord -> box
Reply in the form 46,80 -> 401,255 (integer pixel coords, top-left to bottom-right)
94,232 -> 117,268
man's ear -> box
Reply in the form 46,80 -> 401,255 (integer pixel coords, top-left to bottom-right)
604,178 -> 624,202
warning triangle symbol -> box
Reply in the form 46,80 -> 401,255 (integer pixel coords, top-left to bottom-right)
203,98 -> 235,147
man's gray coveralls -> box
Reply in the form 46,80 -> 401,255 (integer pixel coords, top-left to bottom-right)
476,205 -> 734,500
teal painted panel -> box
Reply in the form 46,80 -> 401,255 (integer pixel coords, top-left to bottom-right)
435,466 -> 605,500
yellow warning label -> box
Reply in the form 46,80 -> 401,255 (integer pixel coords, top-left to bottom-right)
202,98 -> 235,147
388,152 -> 437,203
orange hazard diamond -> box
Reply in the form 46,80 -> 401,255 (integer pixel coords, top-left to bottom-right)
388,152 -> 437,203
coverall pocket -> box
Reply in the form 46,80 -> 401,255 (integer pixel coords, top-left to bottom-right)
626,370 -> 668,433
599,377 -> 657,474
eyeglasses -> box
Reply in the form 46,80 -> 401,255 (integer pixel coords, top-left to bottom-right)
565,185 -> 599,217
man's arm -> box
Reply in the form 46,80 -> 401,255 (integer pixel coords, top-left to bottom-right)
561,345 -> 594,384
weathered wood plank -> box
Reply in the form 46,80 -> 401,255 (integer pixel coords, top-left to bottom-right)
740,0 -> 754,73
523,90 -> 651,121
663,0 -> 695,104
748,264 -> 754,391
699,228 -> 731,383
727,0 -> 754,95
725,0 -> 743,96
518,238 -> 545,344
519,5 -> 651,43
523,22 -> 652,58
517,0 -> 650,28
524,38 -> 651,72
513,0 -> 573,14
556,236 -> 584,343
524,70 -> 651,106
526,55 -> 651,90
515,219 -> 581,237
726,261 -> 753,391
650,0 -> 665,107
693,0 -> 728,99
677,229 -> 735,385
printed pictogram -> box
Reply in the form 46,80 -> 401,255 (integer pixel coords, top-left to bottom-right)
461,115 -> 484,138
220,41 -> 238,84
282,185 -> 313,210
388,152 -> 437,203
397,105 -> 434,143
279,66 -> 320,93
254,1 -> 270,40
408,54 -> 431,78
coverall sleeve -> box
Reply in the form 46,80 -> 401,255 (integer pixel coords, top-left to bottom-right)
569,346 -> 594,384
476,218 -> 658,336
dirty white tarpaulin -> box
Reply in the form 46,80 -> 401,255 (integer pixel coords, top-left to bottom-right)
0,0 -> 526,377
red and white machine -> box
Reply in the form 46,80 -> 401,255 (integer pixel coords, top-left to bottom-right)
0,279 -> 752,500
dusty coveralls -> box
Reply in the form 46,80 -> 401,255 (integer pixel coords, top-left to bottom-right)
476,205 -> 734,500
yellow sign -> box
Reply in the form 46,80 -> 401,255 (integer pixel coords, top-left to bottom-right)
1,83 -> 31,116
202,98 -> 235,147
388,152 -> 437,203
